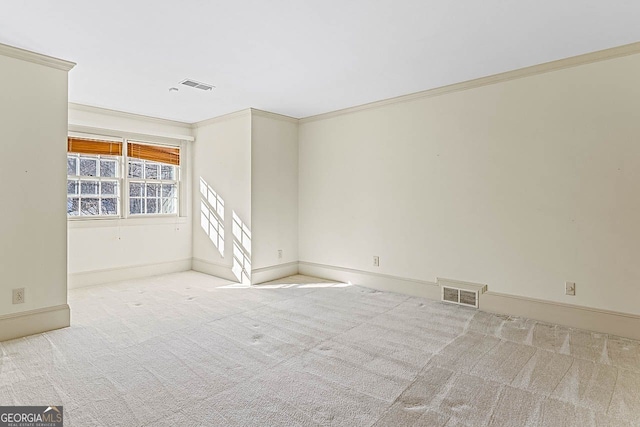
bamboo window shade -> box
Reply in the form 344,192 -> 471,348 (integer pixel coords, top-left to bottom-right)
127,141 -> 180,166
67,137 -> 122,156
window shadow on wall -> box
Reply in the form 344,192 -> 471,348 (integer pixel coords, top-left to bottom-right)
232,211 -> 251,285
199,177 -> 225,257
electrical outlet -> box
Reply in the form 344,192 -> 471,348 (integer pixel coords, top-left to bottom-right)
373,256 -> 380,267
278,249 -> 283,259
12,288 -> 25,304
565,282 -> 576,296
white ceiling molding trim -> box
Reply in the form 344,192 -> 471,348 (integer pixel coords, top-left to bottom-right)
69,103 -> 192,129
250,108 -> 298,124
300,41 -> 640,124
191,108 -> 252,129
0,42 -> 75,71
68,123 -> 194,143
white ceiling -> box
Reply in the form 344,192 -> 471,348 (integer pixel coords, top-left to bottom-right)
1,1 -> 639,123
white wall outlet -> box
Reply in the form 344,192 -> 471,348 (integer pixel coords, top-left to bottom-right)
565,281 -> 576,296
278,249 -> 283,259
373,256 -> 380,267
12,288 -> 25,304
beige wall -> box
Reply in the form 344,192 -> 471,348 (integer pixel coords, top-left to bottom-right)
251,111 -> 299,283
68,106 -> 299,287
299,53 -> 640,315
0,51 -> 70,316
66,104 -> 194,287
191,111 -> 252,282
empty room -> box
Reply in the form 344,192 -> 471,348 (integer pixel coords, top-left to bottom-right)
1,1 -> 639,426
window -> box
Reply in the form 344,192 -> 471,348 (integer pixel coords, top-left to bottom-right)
127,142 -> 179,216
67,137 -> 122,217
67,136 -> 181,218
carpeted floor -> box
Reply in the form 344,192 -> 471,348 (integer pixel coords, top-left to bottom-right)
1,271 -> 639,426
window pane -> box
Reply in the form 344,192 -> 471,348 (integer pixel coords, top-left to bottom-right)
80,181 -> 99,195
146,183 -> 160,197
161,198 -> 176,214
101,198 -> 118,215
161,165 -> 175,180
161,184 -> 176,198
79,158 -> 97,176
145,163 -> 159,179
128,162 -> 143,178
130,198 -> 142,214
67,180 -> 78,195
67,156 -> 77,176
66,145 -> 181,218
129,182 -> 143,197
80,198 -> 99,215
101,181 -> 117,195
100,160 -> 117,177
67,198 -> 79,216
146,198 -> 158,214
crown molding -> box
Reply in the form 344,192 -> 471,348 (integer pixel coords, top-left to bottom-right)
0,42 -> 75,71
68,123 -> 194,143
69,102 -> 192,130
192,108 -> 297,130
250,108 -> 299,124
63,41 -> 640,129
192,108 -> 252,129
300,41 -> 640,124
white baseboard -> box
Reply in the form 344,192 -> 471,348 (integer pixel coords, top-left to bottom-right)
251,262 -> 299,285
298,261 -> 640,340
191,257 -> 237,282
0,304 -> 70,342
480,291 -> 640,341
68,259 -> 192,289
68,257 -> 640,341
298,261 -> 440,299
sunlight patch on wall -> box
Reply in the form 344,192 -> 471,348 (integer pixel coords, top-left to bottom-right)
232,211 -> 251,285
199,177 -> 224,256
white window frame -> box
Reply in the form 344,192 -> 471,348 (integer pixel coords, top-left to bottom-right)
123,139 -> 181,219
67,152 -> 122,218
67,132 -> 186,221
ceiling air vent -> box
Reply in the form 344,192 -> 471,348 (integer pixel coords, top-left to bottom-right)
180,79 -> 214,91
438,278 -> 487,309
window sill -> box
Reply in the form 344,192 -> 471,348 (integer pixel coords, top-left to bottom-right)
68,215 -> 188,229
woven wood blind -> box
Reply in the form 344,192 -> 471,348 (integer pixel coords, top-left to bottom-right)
127,142 -> 180,166
68,137 -> 122,156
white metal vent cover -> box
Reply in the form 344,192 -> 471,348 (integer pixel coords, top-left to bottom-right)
179,79 -> 215,91
438,278 -> 488,309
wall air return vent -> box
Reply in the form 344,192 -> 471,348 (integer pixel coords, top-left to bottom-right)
180,79 -> 214,91
438,278 -> 488,308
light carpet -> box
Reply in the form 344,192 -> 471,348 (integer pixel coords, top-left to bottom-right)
1,271 -> 639,426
